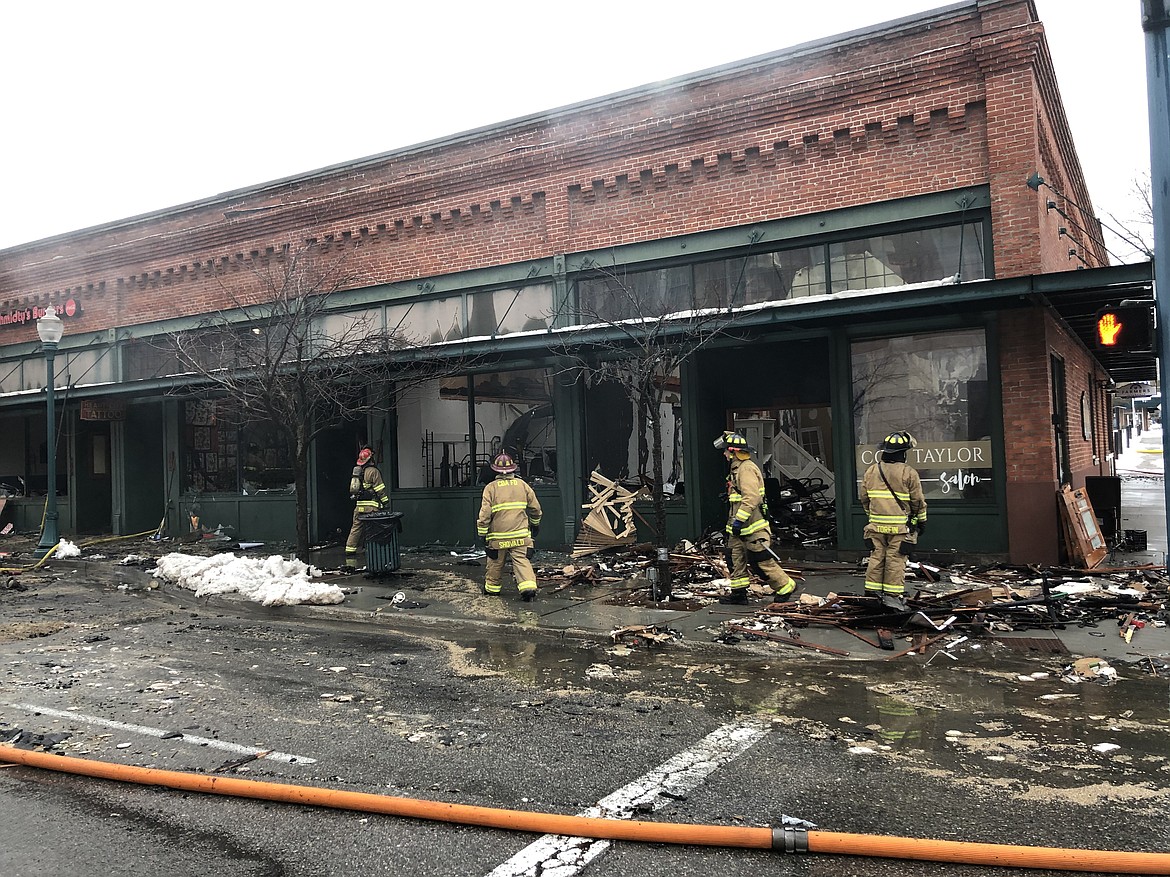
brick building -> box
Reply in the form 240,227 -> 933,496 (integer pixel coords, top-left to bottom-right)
0,0 -> 1154,564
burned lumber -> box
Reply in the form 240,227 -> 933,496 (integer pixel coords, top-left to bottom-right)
572,470 -> 640,558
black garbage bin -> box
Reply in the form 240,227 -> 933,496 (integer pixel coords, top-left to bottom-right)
357,510 -> 404,572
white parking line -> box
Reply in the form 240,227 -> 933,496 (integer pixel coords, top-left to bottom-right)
485,720 -> 771,877
3,702 -> 316,764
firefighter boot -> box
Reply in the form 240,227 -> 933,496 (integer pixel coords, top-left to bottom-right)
719,589 -> 749,605
770,587 -> 800,606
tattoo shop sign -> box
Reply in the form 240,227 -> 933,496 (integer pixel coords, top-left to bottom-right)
856,441 -> 993,498
81,400 -> 126,421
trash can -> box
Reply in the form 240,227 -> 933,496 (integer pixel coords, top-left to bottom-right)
358,510 -> 404,572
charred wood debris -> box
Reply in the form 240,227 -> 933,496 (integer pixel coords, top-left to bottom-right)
535,531 -> 1169,676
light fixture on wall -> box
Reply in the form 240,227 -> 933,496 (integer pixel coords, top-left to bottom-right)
36,306 -> 64,550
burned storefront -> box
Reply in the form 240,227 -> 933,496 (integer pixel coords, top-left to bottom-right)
0,1 -> 1152,565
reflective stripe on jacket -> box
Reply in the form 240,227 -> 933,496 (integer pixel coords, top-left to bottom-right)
860,461 -> 926,535
477,475 -> 542,549
356,465 -> 389,512
726,457 -> 771,537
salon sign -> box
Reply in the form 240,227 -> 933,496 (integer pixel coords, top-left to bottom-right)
856,441 -> 993,498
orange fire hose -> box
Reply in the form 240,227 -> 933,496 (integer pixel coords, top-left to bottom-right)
3,745 -> 1169,874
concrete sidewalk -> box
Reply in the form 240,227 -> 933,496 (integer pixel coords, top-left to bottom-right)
24,428 -> 1170,665
1117,422 -> 1167,560
302,429 -> 1170,663
305,538 -> 1170,664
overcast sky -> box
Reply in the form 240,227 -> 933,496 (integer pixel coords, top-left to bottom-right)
0,1 -> 1151,261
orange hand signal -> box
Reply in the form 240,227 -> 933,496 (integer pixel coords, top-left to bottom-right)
1097,312 -> 1123,346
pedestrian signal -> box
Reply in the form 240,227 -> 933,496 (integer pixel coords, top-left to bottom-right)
1095,303 -> 1155,353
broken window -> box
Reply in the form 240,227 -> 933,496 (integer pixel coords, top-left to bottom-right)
395,368 -> 557,489
584,371 -> 683,497
0,411 -> 68,498
851,329 -> 991,500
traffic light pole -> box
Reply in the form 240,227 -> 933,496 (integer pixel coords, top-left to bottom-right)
1142,1 -> 1170,557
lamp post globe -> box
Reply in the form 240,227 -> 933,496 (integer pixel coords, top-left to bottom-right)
36,307 -> 64,551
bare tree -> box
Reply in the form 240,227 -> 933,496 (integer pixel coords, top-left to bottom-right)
165,244 -> 458,562
555,260 -> 753,599
1102,173 -> 1154,262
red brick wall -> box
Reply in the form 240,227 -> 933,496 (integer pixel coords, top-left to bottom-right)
1,0 -> 1090,350
999,306 -> 1114,563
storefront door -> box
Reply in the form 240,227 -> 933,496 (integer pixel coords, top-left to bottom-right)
75,420 -> 112,534
313,423 -> 369,543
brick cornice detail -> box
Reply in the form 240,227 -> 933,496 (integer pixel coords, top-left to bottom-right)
3,29 -> 1004,308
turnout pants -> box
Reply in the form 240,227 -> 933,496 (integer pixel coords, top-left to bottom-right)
485,545 -> 537,596
727,532 -> 795,596
345,505 -> 380,568
865,532 -> 909,595
345,508 -> 366,569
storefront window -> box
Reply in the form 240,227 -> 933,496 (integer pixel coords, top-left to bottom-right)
122,339 -> 184,382
577,222 -> 985,324
181,399 -> 293,494
829,223 -> 986,292
61,347 -> 116,386
395,369 -> 557,489
694,246 -> 827,306
0,411 -> 68,498
468,284 -> 553,337
386,297 -> 465,345
0,359 -> 22,394
396,376 -> 471,488
319,309 -> 383,346
578,266 -> 693,321
851,329 -> 992,500
584,371 -> 683,496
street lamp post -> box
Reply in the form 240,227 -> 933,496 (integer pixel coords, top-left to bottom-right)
36,306 -> 64,551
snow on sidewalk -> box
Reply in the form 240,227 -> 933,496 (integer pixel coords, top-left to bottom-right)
151,552 -> 344,606
1117,424 -> 1165,477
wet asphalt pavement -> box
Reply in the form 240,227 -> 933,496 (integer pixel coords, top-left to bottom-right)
2,536 -> 1170,876
1,428 -> 1168,874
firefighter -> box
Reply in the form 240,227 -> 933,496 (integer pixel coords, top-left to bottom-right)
715,431 -> 798,605
476,452 -> 542,601
343,446 -> 389,573
860,430 -> 927,606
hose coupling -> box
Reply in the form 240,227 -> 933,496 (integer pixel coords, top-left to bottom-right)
772,827 -> 809,853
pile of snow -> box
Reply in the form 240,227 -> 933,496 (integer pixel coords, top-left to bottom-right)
151,552 -> 344,606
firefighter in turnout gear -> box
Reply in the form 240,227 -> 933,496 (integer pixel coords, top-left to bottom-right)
715,431 -> 797,605
344,446 -> 389,573
477,452 -> 543,601
860,430 -> 927,605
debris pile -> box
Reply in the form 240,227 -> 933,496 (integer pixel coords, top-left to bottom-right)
610,623 -> 681,648
730,563 -> 1169,664
537,533 -> 741,602
572,470 -> 642,557
535,536 -> 1168,668
765,475 -> 837,549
